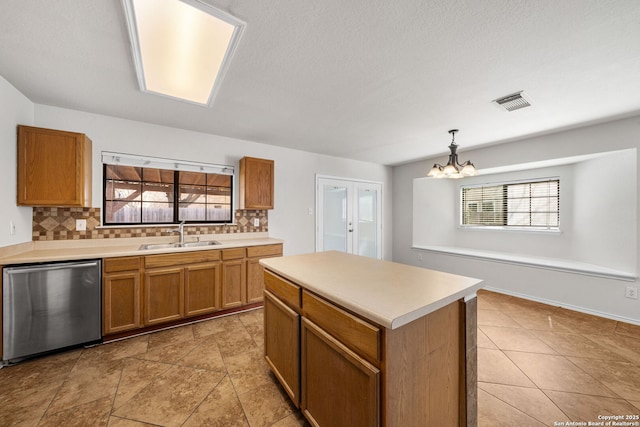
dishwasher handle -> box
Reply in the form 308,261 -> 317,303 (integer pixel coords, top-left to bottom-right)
5,261 -> 100,274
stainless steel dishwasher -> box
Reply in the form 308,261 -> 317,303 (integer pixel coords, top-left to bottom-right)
3,259 -> 101,363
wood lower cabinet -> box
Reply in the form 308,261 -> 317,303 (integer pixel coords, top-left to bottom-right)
144,267 -> 185,325
103,257 -> 142,335
221,248 -> 246,309
246,244 -> 283,304
264,290 -> 300,405
185,262 -> 220,317
301,318 -> 380,427
263,267 -> 466,427
101,243 -> 283,339
17,125 -> 92,207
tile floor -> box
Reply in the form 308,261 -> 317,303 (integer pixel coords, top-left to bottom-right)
0,290 -> 638,426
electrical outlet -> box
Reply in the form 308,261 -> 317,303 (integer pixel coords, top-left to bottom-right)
253,218 -> 260,227
417,253 -> 423,261
625,286 -> 638,300
9,220 -> 16,236
76,219 -> 87,231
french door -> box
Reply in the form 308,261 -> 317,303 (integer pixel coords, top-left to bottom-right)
316,177 -> 382,259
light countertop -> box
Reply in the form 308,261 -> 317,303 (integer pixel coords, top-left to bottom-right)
0,233 -> 283,265
260,251 -> 483,330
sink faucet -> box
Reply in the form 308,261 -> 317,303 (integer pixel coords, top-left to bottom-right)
171,221 -> 186,244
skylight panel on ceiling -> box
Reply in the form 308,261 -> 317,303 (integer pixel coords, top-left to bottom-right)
122,0 -> 245,106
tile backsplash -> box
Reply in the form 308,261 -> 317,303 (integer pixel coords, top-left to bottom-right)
33,207 -> 268,241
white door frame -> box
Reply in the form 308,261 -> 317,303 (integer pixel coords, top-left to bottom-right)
316,175 -> 383,259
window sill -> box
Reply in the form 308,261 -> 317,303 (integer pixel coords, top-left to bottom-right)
412,245 -> 637,282
458,226 -> 561,235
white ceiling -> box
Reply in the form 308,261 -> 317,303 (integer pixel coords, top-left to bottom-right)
1,0 -> 639,166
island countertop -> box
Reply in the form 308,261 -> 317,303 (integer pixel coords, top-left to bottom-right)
260,250 -> 483,330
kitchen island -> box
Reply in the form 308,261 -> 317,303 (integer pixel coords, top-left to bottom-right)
260,251 -> 483,427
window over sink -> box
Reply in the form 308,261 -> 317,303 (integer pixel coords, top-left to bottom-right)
102,152 -> 234,225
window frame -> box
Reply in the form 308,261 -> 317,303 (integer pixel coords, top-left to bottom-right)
102,155 -> 235,226
459,177 -> 560,232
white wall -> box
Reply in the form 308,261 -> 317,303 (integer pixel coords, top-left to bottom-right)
31,105 -> 393,258
572,151 -> 636,271
394,115 -> 640,324
412,149 -> 637,273
0,76 -> 34,247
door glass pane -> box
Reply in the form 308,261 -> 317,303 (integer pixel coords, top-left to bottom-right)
323,185 -> 347,252
357,187 -> 377,258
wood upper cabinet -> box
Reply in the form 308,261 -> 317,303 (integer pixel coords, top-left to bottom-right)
17,125 -> 92,207
239,157 -> 274,209
103,257 -> 143,335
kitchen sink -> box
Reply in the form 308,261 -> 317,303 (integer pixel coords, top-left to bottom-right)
138,240 -> 221,250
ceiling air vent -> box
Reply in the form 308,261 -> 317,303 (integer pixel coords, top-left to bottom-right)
493,91 -> 531,112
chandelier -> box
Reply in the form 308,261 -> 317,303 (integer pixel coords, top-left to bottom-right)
427,129 -> 477,179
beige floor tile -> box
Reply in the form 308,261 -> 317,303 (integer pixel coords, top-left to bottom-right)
79,335 -> 149,367
132,339 -> 199,364
193,315 -> 245,339
177,335 -> 227,373
478,348 -> 535,388
270,411 -> 311,427
477,289 -> 513,304
568,357 -> 640,401
478,388 -> 546,427
505,351 -> 619,398
238,381 -> 296,427
480,326 -> 557,354
553,308 -> 618,335
238,310 -> 261,326
615,321 -> 640,339
46,358 -> 124,414
478,382 -> 567,424
507,309 -> 573,332
477,328 -> 498,349
584,333 -> 640,364
477,297 -> 498,311
215,327 -> 259,359
498,297 -> 559,315
0,351 -> 77,425
544,390 -> 640,422
183,375 -> 249,427
225,347 -> 274,395
112,365 -> 226,427
146,324 -> 194,350
630,400 -> 640,411
112,358 -> 173,410
478,309 -> 521,328
532,331 -> 625,360
244,321 -> 265,347
38,396 -> 112,427
108,416 -> 158,426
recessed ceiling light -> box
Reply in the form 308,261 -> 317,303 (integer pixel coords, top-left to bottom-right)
122,0 -> 245,106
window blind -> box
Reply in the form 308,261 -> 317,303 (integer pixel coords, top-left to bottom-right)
461,179 -> 559,229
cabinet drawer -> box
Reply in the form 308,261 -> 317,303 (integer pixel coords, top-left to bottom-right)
145,250 -> 220,269
264,270 -> 301,309
302,291 -> 381,365
222,248 -> 245,260
104,256 -> 141,273
247,244 -> 282,258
